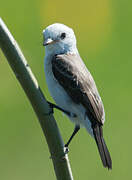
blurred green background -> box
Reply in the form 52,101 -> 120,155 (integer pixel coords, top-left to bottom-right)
0,0 -> 132,179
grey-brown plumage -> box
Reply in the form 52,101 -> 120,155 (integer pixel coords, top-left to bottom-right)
43,23 -> 112,169
52,54 -> 112,169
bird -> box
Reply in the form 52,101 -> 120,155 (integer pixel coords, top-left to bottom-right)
43,23 -> 112,169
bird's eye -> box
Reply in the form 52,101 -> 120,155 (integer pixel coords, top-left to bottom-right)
60,32 -> 66,40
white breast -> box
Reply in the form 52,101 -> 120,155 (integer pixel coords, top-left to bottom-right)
44,55 -> 93,136
44,55 -> 72,110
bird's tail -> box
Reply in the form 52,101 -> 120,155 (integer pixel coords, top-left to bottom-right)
92,124 -> 112,169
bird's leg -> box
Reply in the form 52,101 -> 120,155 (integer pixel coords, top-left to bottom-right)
64,125 -> 80,153
47,101 -> 77,118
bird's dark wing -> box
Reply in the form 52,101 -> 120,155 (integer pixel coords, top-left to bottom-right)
52,54 -> 104,124
52,54 -> 112,169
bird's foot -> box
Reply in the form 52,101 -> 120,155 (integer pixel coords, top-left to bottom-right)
47,101 -> 54,115
64,145 -> 69,154
42,102 -> 54,116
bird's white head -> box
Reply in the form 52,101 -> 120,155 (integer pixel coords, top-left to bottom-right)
43,23 -> 78,55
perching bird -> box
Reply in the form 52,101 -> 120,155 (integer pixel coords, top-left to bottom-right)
43,23 -> 112,169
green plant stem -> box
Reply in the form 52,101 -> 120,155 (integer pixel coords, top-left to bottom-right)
0,18 -> 73,180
